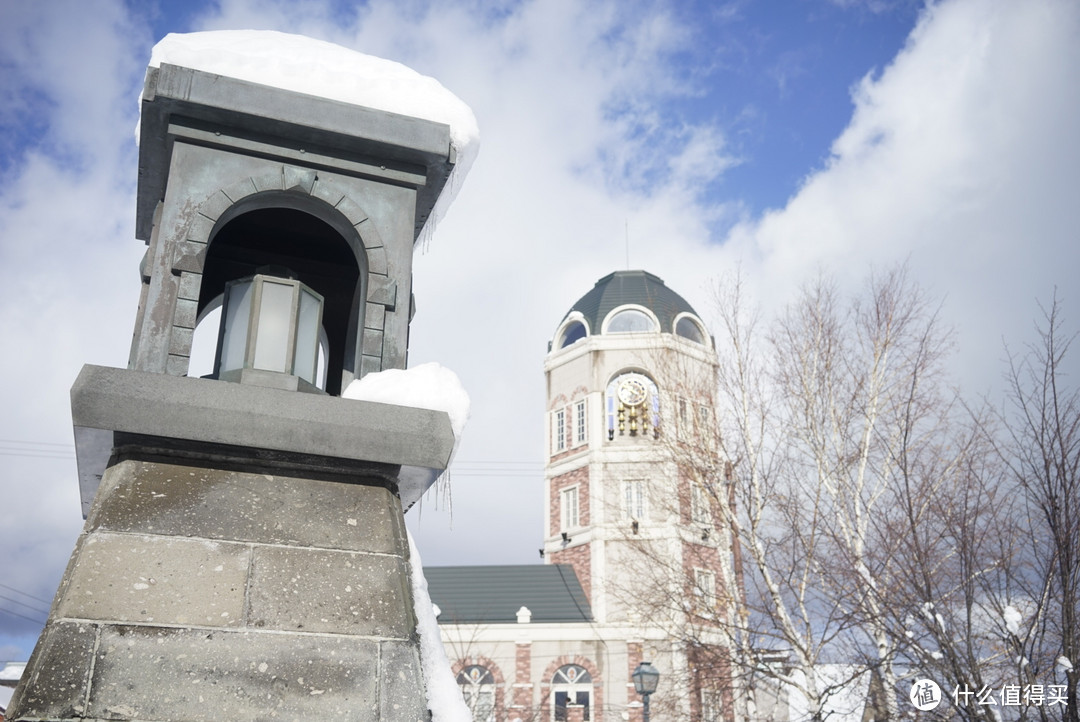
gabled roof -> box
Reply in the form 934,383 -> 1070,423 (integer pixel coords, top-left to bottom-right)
425,564 -> 592,624
563,270 -> 698,334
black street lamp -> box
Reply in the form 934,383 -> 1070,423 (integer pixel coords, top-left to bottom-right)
632,661 -> 660,722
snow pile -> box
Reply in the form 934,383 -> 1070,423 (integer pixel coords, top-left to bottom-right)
342,362 -> 470,452
146,30 -> 479,237
408,530 -> 472,722
1003,605 -> 1022,636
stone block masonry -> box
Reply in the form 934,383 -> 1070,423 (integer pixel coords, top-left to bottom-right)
7,458 -> 427,722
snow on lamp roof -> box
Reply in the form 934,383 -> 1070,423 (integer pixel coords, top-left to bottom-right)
146,30 -> 479,237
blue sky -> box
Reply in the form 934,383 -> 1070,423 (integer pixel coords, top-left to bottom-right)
1,0 -> 1078,662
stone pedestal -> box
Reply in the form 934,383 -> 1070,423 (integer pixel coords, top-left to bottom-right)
7,366 -> 454,721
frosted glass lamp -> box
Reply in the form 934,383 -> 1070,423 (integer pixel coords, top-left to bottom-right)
215,272 -> 324,392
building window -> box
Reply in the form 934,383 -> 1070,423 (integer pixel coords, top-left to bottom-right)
559,320 -> 587,348
554,409 -> 566,452
561,486 -> 579,531
623,480 -> 646,521
575,400 -> 587,445
694,569 -> 716,611
552,664 -> 593,721
457,665 -> 496,722
701,687 -> 724,722
678,398 -> 689,440
606,308 -> 657,334
697,404 -> 712,438
691,484 -> 712,526
676,315 -> 706,344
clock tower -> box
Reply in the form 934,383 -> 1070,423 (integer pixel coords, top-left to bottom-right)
543,270 -> 732,629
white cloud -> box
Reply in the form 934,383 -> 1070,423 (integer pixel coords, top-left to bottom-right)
0,0 -> 1077,659
721,0 -> 1080,394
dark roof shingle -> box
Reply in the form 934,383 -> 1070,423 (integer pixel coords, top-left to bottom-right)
424,564 -> 592,624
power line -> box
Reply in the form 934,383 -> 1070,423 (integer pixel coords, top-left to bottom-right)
0,594 -> 49,616
0,606 -> 46,626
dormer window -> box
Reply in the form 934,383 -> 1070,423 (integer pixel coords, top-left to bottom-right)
559,321 -> 588,348
607,308 -> 657,333
675,315 -> 706,344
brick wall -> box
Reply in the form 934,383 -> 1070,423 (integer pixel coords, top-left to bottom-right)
548,542 -> 592,602
548,466 -> 590,537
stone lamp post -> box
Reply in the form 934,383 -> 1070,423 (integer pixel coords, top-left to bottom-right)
8,38 -> 467,722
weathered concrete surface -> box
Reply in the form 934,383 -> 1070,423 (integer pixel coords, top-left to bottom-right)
7,622 -> 96,719
85,625 -> 386,721
88,459 -> 407,554
72,364 -> 454,515
247,546 -> 412,637
7,458 -> 429,721
56,532 -> 249,627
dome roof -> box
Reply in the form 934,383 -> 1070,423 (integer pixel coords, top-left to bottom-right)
563,270 -> 700,335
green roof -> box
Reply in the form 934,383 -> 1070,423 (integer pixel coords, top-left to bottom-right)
425,564 -> 593,624
564,270 -> 698,334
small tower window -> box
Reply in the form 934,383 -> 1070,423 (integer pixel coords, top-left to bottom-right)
607,309 -> 657,333
575,400 -> 587,445
561,487 -> 580,531
676,315 -> 706,343
559,321 -> 588,348
554,409 -> 567,452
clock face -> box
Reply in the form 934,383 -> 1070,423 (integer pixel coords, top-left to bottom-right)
618,377 -> 648,406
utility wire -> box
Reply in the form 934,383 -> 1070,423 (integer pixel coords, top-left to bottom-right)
0,594 -> 48,616
0,583 -> 51,605
0,606 -> 46,625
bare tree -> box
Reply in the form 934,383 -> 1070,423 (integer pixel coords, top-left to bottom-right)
1000,295 -> 1080,722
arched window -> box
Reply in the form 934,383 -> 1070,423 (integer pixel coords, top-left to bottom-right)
675,315 -> 706,344
606,308 -> 657,333
552,664 -> 593,721
457,665 -> 496,722
559,320 -> 588,348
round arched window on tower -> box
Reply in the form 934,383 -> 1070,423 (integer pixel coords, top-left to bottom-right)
559,320 -> 588,348
606,308 -> 657,333
675,315 -> 706,344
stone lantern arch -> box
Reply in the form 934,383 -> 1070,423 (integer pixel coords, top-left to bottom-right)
156,167 -> 399,395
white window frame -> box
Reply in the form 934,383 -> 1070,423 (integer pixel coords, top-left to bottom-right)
691,483 -> 712,526
623,479 -> 647,521
561,486 -> 580,531
575,399 -> 587,446
677,397 -> 689,440
701,687 -> 723,722
696,403 -> 712,438
554,408 -> 566,452
694,568 -> 717,610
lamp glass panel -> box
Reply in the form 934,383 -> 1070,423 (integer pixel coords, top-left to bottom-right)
253,279 -> 294,373
218,280 -> 252,374
295,287 -> 321,385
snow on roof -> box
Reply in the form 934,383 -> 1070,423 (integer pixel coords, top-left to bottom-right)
147,30 -> 479,238
0,662 -> 24,682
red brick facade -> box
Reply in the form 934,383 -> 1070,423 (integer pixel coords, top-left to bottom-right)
626,641 -> 645,722
512,643 -> 533,710
548,542 -> 591,602
548,466 -> 590,537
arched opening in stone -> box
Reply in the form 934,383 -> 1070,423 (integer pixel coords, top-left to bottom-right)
198,205 -> 362,396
